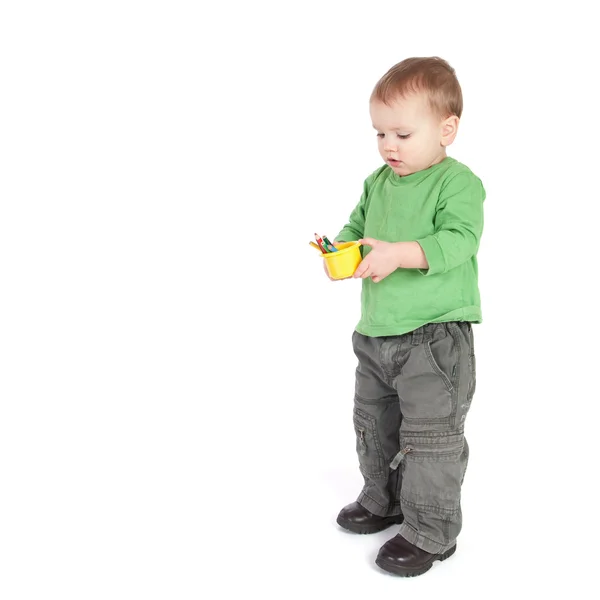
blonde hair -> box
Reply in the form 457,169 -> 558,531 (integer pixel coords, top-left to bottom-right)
371,57 -> 463,119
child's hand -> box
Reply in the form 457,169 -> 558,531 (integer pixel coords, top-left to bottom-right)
354,238 -> 400,283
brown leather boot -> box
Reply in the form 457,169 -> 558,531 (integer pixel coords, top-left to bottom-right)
376,534 -> 456,577
336,502 -> 403,534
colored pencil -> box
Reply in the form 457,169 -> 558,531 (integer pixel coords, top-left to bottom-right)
323,235 -> 338,252
314,233 -> 328,253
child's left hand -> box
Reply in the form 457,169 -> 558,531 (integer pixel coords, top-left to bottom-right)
354,238 -> 399,283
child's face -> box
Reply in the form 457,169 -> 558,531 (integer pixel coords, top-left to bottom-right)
370,92 -> 455,177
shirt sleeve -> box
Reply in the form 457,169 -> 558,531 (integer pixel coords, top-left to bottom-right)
334,174 -> 373,243
416,172 -> 485,276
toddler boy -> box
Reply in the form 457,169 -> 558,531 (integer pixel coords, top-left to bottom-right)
332,57 -> 485,577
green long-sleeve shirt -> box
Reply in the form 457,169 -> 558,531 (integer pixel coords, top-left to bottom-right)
335,157 -> 485,337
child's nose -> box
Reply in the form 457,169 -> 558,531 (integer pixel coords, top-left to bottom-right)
383,139 -> 398,152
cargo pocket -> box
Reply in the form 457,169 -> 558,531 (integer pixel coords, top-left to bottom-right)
353,407 -> 386,479
399,438 -> 464,543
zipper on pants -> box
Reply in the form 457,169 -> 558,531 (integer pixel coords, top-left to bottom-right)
357,427 -> 367,455
389,447 -> 412,470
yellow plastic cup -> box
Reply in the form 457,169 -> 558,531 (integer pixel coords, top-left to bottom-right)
322,241 -> 362,279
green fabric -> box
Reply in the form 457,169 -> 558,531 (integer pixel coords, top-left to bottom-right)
335,157 -> 485,337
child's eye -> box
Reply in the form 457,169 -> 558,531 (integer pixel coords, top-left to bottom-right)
376,133 -> 384,138
398,134 -> 411,140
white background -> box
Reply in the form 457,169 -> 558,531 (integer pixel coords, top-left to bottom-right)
1,1 -> 598,598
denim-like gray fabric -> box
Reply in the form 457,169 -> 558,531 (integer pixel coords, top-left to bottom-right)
351,322 -> 476,554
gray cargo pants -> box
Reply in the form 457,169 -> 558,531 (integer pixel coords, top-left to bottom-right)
351,321 -> 476,554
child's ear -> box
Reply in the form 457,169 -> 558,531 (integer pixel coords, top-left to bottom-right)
441,115 -> 459,147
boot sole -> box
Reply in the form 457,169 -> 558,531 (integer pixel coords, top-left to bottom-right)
375,543 -> 457,577
336,514 -> 404,534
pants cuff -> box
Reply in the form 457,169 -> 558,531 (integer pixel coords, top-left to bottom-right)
357,491 -> 402,518
397,522 -> 455,554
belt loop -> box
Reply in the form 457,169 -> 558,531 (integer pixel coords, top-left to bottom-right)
411,326 -> 424,346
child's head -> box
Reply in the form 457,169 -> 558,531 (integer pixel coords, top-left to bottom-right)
370,57 -> 462,177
